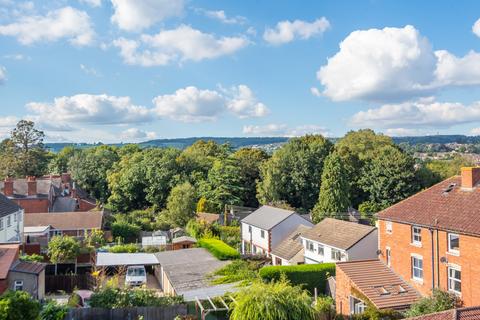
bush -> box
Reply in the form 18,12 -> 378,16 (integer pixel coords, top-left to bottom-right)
259,263 -> 335,294
210,260 -> 261,284
0,290 -> 41,320
405,289 -> 459,317
198,238 -> 240,260
218,225 -> 240,248
108,243 -> 139,253
89,287 -> 183,308
20,253 -> 44,263
313,296 -> 334,315
40,300 -> 68,320
230,279 -> 315,320
111,221 -> 140,243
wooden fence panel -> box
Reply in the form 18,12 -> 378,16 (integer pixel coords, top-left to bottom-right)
45,274 -> 93,293
66,305 -> 188,320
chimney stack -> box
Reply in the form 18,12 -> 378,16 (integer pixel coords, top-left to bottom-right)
461,167 -> 480,189
26,176 -> 37,196
4,177 -> 13,196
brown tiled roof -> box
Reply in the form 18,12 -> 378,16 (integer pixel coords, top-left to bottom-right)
407,306 -> 480,320
24,211 -> 103,230
196,212 -> 220,224
271,225 -> 311,260
301,218 -> 376,250
337,259 -> 421,310
0,244 -> 19,279
378,176 -> 480,236
10,260 -> 46,274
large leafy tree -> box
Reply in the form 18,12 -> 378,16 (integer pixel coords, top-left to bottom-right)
201,157 -> 245,213
48,146 -> 80,174
69,145 -> 120,202
230,280 -> 315,320
232,148 -> 269,207
161,182 -> 197,227
359,145 -> 419,211
257,135 -> 333,211
0,139 -> 17,178
48,235 -> 80,264
312,152 -> 350,223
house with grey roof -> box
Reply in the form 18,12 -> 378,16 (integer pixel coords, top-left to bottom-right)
241,205 -> 313,256
0,193 -> 23,243
301,218 -> 378,264
270,224 -> 311,266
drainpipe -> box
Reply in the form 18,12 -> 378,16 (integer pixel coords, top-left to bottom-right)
436,228 -> 440,287
430,229 -> 435,291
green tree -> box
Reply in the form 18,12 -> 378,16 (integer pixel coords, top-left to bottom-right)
84,229 -> 105,248
257,135 -> 333,211
201,158 -> 245,213
425,155 -> 474,181
359,145 -> 418,210
312,152 -> 350,223
232,148 -> 269,207
335,129 -> 394,208
111,219 -> 141,242
0,290 -> 41,320
48,146 -> 79,174
69,145 -> 120,202
230,279 -> 315,320
9,120 -> 50,177
48,235 -> 80,265
405,289 -> 458,317
0,139 -> 17,178
162,182 -> 197,227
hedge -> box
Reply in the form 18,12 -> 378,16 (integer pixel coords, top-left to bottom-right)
259,263 -> 335,294
198,238 -> 240,260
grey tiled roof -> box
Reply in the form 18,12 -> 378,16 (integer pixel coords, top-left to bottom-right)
302,218 -> 376,250
271,224 -> 311,260
0,193 -> 21,218
241,205 -> 296,230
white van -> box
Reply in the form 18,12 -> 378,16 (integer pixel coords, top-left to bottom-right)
125,265 -> 147,286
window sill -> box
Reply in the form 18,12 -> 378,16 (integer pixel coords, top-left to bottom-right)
448,289 -> 461,297
410,242 -> 422,248
411,278 -> 424,284
447,251 -> 460,257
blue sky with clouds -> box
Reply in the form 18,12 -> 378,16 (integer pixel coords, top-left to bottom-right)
1,0 -> 480,142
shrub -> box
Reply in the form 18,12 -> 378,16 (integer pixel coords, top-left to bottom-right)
48,235 -> 80,264
405,289 -> 459,317
89,287 -> 183,308
0,290 -> 41,320
259,263 -> 335,294
40,300 -> 68,320
313,295 -> 334,315
198,238 -> 240,260
108,243 -> 139,253
230,279 -> 315,320
111,221 -> 140,243
20,253 -> 44,263
218,225 -> 240,248
210,260 -> 261,284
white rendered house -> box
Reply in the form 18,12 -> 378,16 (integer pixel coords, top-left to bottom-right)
0,193 -> 23,243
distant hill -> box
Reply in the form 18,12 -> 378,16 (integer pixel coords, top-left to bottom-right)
392,135 -> 480,144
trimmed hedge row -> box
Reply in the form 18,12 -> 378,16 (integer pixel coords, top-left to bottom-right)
198,238 -> 240,260
259,263 -> 335,294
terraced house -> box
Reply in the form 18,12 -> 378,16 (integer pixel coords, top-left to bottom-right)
377,167 -> 480,307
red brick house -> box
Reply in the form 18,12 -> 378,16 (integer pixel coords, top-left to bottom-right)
0,173 -> 96,214
377,167 -> 480,307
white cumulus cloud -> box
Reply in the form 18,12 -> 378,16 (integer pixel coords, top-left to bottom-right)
111,0 -> 184,32
243,124 -> 330,137
79,0 -> 101,7
264,17 -> 330,45
473,18 -> 480,38
318,25 -> 480,102
226,85 -> 269,118
0,66 -> 6,84
200,9 -> 246,25
113,25 -> 249,66
0,6 -> 95,46
121,128 -> 156,141
26,94 -> 152,126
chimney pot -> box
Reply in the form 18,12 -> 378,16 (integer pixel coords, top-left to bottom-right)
461,167 -> 480,189
4,177 -> 13,196
27,176 -> 37,196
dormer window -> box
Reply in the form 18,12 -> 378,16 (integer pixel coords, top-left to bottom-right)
412,226 -> 422,245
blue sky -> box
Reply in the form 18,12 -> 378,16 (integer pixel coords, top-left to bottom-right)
1,0 -> 480,142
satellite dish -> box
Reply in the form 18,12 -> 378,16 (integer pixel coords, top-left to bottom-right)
376,249 -> 382,255
440,256 -> 448,263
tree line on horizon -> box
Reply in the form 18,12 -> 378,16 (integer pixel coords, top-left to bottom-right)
0,120 -> 473,227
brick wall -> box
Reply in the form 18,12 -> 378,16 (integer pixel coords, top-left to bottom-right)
335,265 -> 352,315
378,219 -> 480,307
13,198 -> 49,214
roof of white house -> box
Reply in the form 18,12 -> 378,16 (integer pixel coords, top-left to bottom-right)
271,224 -> 311,260
241,205 -> 297,230
301,218 -> 376,250
96,252 -> 159,266
0,193 -> 22,218
24,226 -> 50,235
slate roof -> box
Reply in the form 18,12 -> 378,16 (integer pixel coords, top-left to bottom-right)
0,193 -> 22,218
271,225 -> 311,260
337,259 -> 421,310
301,218 -> 376,250
241,205 -> 297,230
407,306 -> 480,320
24,211 -> 103,230
10,260 -> 46,275
96,252 -> 159,266
377,176 -> 480,236
0,244 -> 19,279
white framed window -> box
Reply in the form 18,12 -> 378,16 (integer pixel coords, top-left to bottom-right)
386,247 -> 391,267
318,245 -> 324,256
14,280 -> 23,291
448,233 -> 460,254
386,221 -> 393,234
306,240 -> 315,252
412,226 -> 422,245
0,218 -> 3,230
448,266 -> 461,294
6,216 -> 11,227
331,249 -> 342,261
411,256 -> 423,281
260,230 -> 265,239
